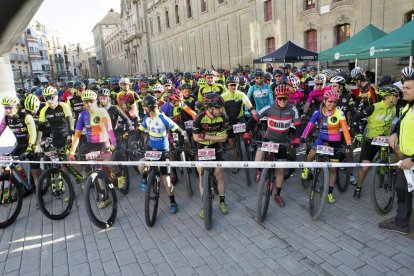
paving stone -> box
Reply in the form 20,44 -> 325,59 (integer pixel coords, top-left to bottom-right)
277,255 -> 308,275
114,248 -> 137,266
102,258 -> 120,275
119,262 -> 143,276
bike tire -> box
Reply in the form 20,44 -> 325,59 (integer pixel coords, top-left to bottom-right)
84,171 -> 117,229
371,159 -> 395,215
284,147 -> 297,181
128,132 -> 142,172
336,153 -> 351,193
309,167 -> 329,220
0,177 -> 23,229
145,169 -> 160,227
37,167 -> 75,220
202,170 -> 213,230
256,168 -> 272,223
112,150 -> 130,195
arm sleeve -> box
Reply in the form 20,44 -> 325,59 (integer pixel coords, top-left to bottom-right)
75,112 -> 85,132
114,106 -> 132,128
352,105 -> 375,133
340,118 -> 352,145
301,111 -> 319,138
61,102 -> 74,134
24,115 -> 37,146
192,114 -> 202,134
0,117 -> 7,137
103,111 -> 116,146
306,91 -> 315,104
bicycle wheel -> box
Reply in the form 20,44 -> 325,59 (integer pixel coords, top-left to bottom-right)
371,159 -> 395,215
301,154 -> 312,189
145,169 -> 160,227
284,147 -> 297,181
336,153 -> 351,193
202,170 -> 213,230
180,152 -> 193,197
256,168 -> 273,223
112,150 -> 130,195
309,167 -> 328,220
128,132 -> 142,172
37,167 -> 74,220
84,171 -> 117,229
0,177 -> 23,229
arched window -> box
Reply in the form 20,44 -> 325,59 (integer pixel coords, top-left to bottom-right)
305,0 -> 315,10
305,29 -> 317,52
175,4 -> 180,24
201,0 -> 207,12
335,23 -> 350,45
264,0 -> 272,21
165,10 -> 170,28
405,10 -> 414,22
187,0 -> 192,18
157,15 -> 162,33
266,37 -> 275,53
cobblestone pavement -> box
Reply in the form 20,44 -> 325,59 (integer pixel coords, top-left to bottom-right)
0,162 -> 414,276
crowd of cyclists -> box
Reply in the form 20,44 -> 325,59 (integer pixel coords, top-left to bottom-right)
1,64 -> 414,227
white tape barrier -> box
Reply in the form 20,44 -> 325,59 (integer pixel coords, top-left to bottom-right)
12,159 -> 399,169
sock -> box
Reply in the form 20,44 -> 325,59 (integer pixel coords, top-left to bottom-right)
276,188 -> 281,196
329,186 -> 334,194
169,195 -> 176,204
356,186 -> 361,191
220,196 -> 225,204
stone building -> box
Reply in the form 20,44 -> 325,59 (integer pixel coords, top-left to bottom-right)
9,33 -> 31,89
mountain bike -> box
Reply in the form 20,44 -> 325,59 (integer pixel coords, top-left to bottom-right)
232,122 -> 251,186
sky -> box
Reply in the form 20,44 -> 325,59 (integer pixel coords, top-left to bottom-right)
33,0 -> 120,46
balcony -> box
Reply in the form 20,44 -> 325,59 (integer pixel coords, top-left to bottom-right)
9,53 -> 18,61
20,54 -> 29,62
29,52 -> 41,59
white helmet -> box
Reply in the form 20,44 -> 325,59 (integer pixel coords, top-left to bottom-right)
350,67 -> 363,78
288,75 -> 301,88
152,84 -> 164,92
119,77 -> 130,85
401,67 -> 414,77
330,76 -> 346,85
323,69 -> 334,78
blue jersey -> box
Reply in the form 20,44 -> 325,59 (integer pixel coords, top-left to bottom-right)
246,83 -> 274,111
138,112 -> 178,150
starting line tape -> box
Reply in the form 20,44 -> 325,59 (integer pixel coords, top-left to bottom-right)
12,160 -> 400,169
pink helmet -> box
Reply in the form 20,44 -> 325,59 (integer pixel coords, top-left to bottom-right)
168,90 -> 183,101
323,89 -> 339,101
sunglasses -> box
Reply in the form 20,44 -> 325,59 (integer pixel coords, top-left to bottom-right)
120,83 -> 128,86
4,106 -> 13,110
255,77 -> 263,79
83,100 -> 94,104
275,75 -> 282,78
205,76 -> 214,79
164,85 -> 172,87
315,83 -> 323,86
326,99 -> 337,104
153,91 -> 162,93
228,83 -> 237,87
277,97 -> 288,102
45,95 -> 55,101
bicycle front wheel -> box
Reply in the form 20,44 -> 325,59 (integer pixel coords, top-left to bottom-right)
145,169 -> 160,227
336,154 -> 350,193
37,167 -> 74,220
0,177 -> 23,229
256,168 -> 273,223
112,150 -> 130,195
371,160 -> 395,215
84,171 -> 117,229
309,168 -> 328,220
202,170 -> 213,230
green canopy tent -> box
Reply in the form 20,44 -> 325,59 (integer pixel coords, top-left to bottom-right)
318,24 -> 387,62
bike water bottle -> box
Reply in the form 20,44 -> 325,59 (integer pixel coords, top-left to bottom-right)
15,164 -> 27,179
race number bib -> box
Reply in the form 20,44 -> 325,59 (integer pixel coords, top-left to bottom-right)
261,142 -> 279,153
316,145 -> 334,156
0,155 -> 13,166
85,151 -> 101,160
371,136 -> 389,146
45,152 -> 59,162
198,148 -> 216,161
403,167 -> 414,192
144,151 -> 162,161
172,133 -> 179,142
184,120 -> 194,130
232,123 -> 246,134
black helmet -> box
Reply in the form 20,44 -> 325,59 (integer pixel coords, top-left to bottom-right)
238,76 -> 246,85
166,72 -> 174,79
273,69 -> 283,76
183,72 -> 192,79
180,83 -> 192,90
142,95 -> 158,110
255,71 -> 264,77
226,75 -> 239,84
203,93 -> 224,108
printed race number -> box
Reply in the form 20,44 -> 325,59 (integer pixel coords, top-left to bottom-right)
371,136 -> 389,147
261,142 -> 279,153
144,151 -> 162,161
85,151 -> 101,160
232,123 -> 246,134
184,120 -> 194,130
198,148 -> 216,161
316,145 -> 334,156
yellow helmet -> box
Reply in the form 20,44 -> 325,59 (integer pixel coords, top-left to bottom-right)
42,86 -> 58,96
24,94 -> 40,113
81,90 -> 97,101
1,96 -> 20,106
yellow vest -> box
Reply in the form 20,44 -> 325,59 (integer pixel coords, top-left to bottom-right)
399,104 -> 414,156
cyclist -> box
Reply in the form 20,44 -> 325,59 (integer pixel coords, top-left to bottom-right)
247,85 -> 301,206
246,71 -> 273,113
116,77 -> 140,129
304,66 -> 318,91
193,94 -> 229,218
66,82 -> 85,120
301,90 -> 353,204
393,67 -> 414,91
138,95 -> 187,214
221,76 -> 256,174
109,77 -> 120,105
0,96 -> 41,189
237,76 -> 250,94
181,72 -> 197,90
287,75 -> 305,111
352,86 -> 399,199
351,67 -> 379,105
197,70 -> 226,103
302,74 -> 331,117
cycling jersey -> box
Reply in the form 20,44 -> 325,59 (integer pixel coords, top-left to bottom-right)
255,104 -> 301,143
0,111 -> 36,150
38,102 -> 73,146
182,96 -> 197,122
221,90 -> 251,124
67,94 -> 84,118
138,112 -> 179,150
192,112 -> 229,146
306,86 -> 331,104
197,83 -> 226,103
398,103 -> 414,156
302,108 -> 352,145
336,92 -> 355,123
116,90 -> 140,120
161,102 -> 196,124
288,89 -> 305,106
102,103 -> 131,131
75,108 -> 116,145
246,83 -> 273,112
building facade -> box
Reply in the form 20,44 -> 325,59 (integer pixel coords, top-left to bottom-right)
9,32 -> 31,89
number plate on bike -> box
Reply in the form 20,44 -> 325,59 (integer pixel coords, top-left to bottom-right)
0,155 -> 12,166
232,123 -> 246,133
85,151 -> 101,160
198,148 -> 216,160
172,133 -> 179,141
316,145 -> 334,156
145,151 -> 162,161
260,142 -> 279,153
184,120 -> 193,130
371,136 -> 389,146
45,152 -> 59,162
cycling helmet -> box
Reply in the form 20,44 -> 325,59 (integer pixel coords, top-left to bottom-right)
275,85 -> 290,98
142,95 -> 158,110
350,67 -> 364,79
273,69 -> 283,76
226,75 -> 239,84
330,76 -> 346,85
197,78 -> 207,86
180,83 -> 192,90
323,69 -> 334,78
74,81 -> 85,89
42,86 -> 58,96
24,94 -> 40,112
204,69 -> 214,76
288,75 -> 301,88
238,76 -> 246,85
183,72 -> 192,79
310,66 -> 318,72
378,85 -> 400,98
168,90 -> 183,101
152,84 -> 164,92
139,82 -> 148,89
323,90 -> 340,101
67,81 -> 74,87
264,72 -> 272,81
301,66 -> 308,71
203,93 -> 224,108
110,78 -> 119,85
166,72 -> 174,79
314,74 -> 326,84
119,77 -> 130,85
163,79 -> 173,85
294,72 -> 303,79
98,88 -> 111,97
1,96 -> 20,106
401,67 -> 414,77
255,71 -> 264,78
81,90 -> 97,101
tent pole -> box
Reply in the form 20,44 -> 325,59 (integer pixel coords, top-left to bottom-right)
410,56 -> 413,68
375,58 -> 378,84
355,58 -> 358,67
317,61 -> 320,73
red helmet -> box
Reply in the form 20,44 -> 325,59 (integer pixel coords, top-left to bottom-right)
168,90 -> 183,101
323,89 -> 339,100
275,84 -> 290,97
